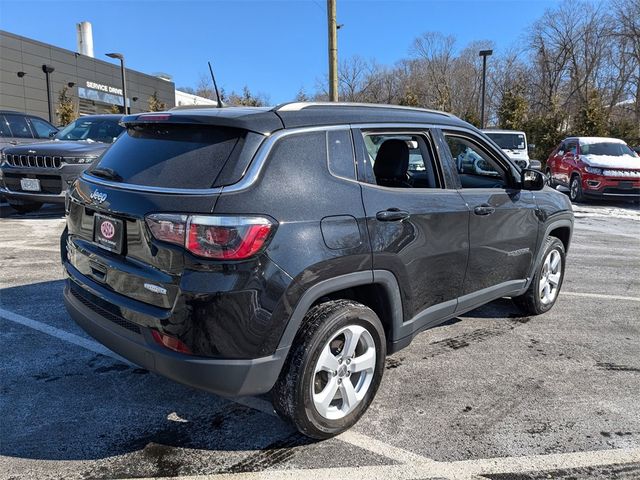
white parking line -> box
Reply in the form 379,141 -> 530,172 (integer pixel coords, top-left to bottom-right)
0,307 -> 131,364
562,291 -> 640,302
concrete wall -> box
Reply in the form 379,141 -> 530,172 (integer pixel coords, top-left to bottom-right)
0,30 -> 175,124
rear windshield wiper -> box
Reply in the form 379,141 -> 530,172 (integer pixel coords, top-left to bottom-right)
90,167 -> 122,182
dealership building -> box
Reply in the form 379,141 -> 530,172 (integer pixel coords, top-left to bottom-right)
0,25 -> 214,124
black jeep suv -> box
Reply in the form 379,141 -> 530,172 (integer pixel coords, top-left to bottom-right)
62,103 -> 573,438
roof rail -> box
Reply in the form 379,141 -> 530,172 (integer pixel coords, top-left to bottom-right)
273,101 -> 453,117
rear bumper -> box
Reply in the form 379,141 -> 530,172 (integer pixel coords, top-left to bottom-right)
63,272 -> 288,397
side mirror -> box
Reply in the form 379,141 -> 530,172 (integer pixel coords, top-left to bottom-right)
49,131 -> 56,138
529,159 -> 542,170
521,168 -> 546,191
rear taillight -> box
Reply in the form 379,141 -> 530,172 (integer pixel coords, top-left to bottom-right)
151,330 -> 192,354
146,214 -> 188,246
145,214 -> 274,260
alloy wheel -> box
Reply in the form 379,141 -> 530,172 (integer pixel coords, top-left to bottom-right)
539,249 -> 562,305
570,177 -> 579,201
311,325 -> 376,420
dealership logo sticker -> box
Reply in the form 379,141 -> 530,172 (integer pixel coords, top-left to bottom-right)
90,190 -> 107,204
100,220 -> 115,239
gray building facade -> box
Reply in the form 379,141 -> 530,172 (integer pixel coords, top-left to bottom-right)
0,30 -> 175,124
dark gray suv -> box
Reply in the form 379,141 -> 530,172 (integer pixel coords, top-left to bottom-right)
0,110 -> 58,150
1,114 -> 123,213
62,103 -> 573,438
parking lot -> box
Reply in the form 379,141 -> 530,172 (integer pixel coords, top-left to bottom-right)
0,199 -> 639,480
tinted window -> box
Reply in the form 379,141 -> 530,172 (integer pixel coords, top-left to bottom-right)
4,114 -> 33,138
56,118 -> 124,143
327,130 -> 355,179
30,117 -> 57,138
0,115 -> 11,137
88,124 -> 242,189
362,133 -> 439,189
444,133 -> 506,188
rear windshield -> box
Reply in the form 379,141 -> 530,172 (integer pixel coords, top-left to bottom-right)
87,124 -> 242,189
486,132 -> 526,150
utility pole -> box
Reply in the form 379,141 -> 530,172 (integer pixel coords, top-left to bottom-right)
479,49 -> 493,128
327,0 -> 338,102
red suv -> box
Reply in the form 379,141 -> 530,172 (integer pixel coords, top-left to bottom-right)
546,137 -> 640,202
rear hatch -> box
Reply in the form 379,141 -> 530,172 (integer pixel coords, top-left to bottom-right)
65,117 -> 264,309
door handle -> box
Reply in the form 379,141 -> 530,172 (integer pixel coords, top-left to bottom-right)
473,204 -> 496,216
376,209 -> 410,222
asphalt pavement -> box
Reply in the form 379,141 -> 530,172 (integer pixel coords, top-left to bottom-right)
0,199 -> 639,480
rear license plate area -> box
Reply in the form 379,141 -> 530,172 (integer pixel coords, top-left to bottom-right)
93,214 -> 124,254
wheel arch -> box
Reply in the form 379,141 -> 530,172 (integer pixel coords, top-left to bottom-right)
276,270 -> 403,354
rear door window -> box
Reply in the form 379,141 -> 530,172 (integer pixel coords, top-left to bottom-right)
4,114 -> 33,138
87,124 -> 243,189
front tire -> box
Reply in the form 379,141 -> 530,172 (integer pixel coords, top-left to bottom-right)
513,236 -> 566,315
272,300 -> 386,439
569,174 -> 583,203
545,168 -> 555,188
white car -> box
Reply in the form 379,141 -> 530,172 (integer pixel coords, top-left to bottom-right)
483,129 -> 530,169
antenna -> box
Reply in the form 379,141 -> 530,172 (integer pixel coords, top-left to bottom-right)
208,61 -> 223,108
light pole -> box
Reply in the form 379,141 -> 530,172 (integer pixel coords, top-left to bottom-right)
479,49 -> 493,128
106,53 -> 128,114
42,64 -> 55,123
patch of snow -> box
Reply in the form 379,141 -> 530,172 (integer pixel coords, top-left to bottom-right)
581,154 -> 640,169
578,137 -> 626,145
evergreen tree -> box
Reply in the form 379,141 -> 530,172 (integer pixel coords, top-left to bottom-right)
148,91 -> 167,112
574,91 -> 608,136
498,83 -> 528,130
56,86 -> 77,125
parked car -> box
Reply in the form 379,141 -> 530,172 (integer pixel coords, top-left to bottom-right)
0,110 -> 58,149
61,103 -> 573,439
0,114 -> 123,213
546,136 -> 640,202
483,129 -> 531,170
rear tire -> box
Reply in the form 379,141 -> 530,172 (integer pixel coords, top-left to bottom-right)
513,236 -> 565,315
271,300 -> 386,439
569,174 -> 583,203
9,200 -> 42,214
